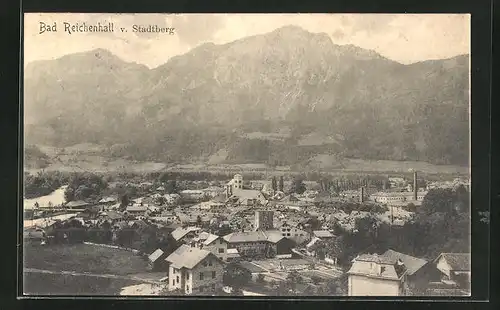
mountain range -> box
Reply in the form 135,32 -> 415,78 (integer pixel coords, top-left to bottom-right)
24,25 -> 469,168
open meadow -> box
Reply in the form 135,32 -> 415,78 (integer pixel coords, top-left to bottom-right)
23,243 -> 153,295
23,243 -> 150,275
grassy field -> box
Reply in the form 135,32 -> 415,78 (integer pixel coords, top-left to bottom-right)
23,272 -> 142,296
23,244 -> 150,275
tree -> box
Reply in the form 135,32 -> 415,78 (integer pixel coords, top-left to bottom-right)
158,172 -> 170,184
119,193 -> 130,210
256,273 -> 265,284
155,196 -> 166,206
325,235 -> 347,265
311,275 -> 322,285
325,275 -> 348,295
165,180 -> 177,194
196,215 -> 202,227
279,176 -> 284,192
286,270 -> 303,292
64,187 -> 75,202
290,177 -> 306,195
116,227 -> 136,247
223,263 -> 252,289
271,177 -> 278,192
420,188 -> 449,211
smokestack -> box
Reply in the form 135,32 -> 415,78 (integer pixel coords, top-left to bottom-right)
413,171 -> 418,201
359,187 -> 365,203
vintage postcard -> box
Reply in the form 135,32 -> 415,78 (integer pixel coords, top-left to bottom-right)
22,13 -> 471,297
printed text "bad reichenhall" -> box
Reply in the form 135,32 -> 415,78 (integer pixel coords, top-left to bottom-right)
39,22 -> 176,35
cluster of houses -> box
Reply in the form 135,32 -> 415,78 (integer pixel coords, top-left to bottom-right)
24,173 -> 471,296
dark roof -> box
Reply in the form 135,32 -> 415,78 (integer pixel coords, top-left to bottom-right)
438,253 -> 471,271
382,249 -> 428,276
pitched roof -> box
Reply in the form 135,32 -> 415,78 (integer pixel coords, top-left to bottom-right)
355,253 -> 398,265
66,200 -> 89,208
148,249 -> 165,262
313,230 -> 334,238
223,230 -> 284,244
227,248 -> 240,255
171,226 -> 200,241
212,194 -> 228,203
203,233 -> 221,246
348,256 -> 406,280
104,210 -> 123,220
99,197 -> 117,203
231,189 -> 264,201
223,230 -> 268,243
438,253 -> 471,271
381,249 -> 428,275
165,245 -> 216,269
126,205 -> 148,212
263,230 -> 285,243
306,237 -> 322,249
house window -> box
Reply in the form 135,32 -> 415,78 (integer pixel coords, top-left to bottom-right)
200,287 -> 204,292
203,261 -> 208,267
186,273 -> 190,280
176,276 -> 179,283
218,248 -> 224,253
212,271 -> 216,279
199,272 -> 204,280
209,260 -> 213,266
186,285 -> 190,293
172,280 -> 175,286
211,284 -> 216,291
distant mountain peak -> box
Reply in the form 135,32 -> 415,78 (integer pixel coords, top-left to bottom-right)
274,24 -> 310,34
72,48 -> 118,60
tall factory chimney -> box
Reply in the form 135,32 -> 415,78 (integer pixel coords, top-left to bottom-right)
359,186 -> 365,203
413,171 -> 418,201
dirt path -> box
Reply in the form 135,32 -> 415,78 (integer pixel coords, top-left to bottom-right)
24,268 -> 164,285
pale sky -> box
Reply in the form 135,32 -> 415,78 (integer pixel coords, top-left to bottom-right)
24,13 -> 470,68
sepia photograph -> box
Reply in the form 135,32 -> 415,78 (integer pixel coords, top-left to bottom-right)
22,13 -> 471,297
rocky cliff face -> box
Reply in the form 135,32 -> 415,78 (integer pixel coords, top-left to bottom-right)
24,25 -> 469,166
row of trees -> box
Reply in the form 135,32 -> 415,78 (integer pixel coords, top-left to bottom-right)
46,218 -> 179,256
24,171 -> 70,199
64,173 -> 108,202
271,176 -> 285,192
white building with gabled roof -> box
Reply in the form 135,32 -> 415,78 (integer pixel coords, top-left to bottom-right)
165,245 -> 224,295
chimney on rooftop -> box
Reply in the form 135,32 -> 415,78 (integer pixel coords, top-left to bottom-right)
413,171 -> 418,201
359,187 -> 365,203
